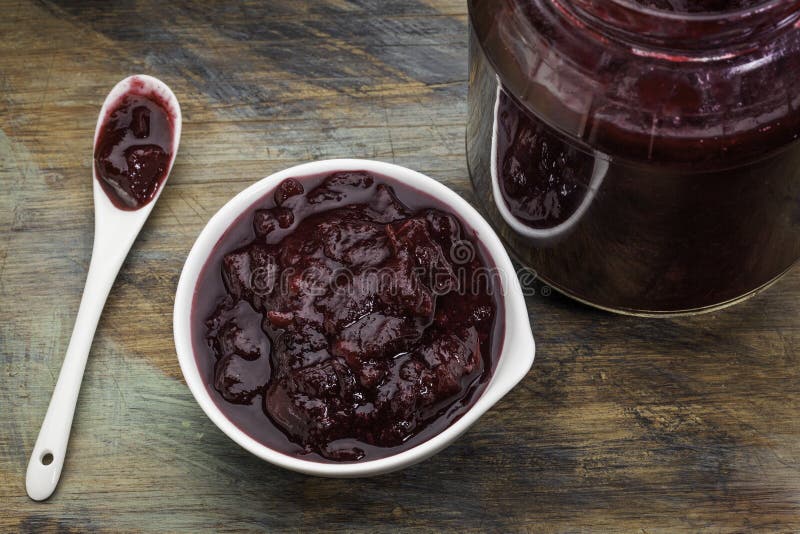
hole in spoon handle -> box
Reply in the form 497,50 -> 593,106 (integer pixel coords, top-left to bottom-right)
26,444 -> 65,501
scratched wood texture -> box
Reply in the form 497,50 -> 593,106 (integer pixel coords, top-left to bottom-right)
2,0 -> 800,532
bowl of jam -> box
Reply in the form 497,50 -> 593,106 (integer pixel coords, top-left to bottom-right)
173,159 -> 534,476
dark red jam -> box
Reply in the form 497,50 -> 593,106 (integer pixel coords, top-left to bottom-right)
192,171 -> 503,462
467,0 -> 800,313
94,88 -> 174,210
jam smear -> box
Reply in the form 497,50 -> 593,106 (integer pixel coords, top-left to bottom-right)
193,171 -> 503,462
94,90 -> 174,210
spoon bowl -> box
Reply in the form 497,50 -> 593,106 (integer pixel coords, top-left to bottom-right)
92,75 -> 182,232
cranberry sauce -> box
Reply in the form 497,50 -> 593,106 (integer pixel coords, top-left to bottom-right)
94,86 -> 174,210
467,0 -> 800,313
192,171 -> 504,462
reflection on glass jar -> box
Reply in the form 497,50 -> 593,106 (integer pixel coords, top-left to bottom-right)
467,0 -> 800,315
492,85 -> 608,243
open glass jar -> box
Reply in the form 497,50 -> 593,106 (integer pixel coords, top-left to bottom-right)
467,0 -> 800,315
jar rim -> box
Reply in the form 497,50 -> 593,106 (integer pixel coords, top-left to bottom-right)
606,0 -> 786,22
468,0 -> 800,168
566,0 -> 800,51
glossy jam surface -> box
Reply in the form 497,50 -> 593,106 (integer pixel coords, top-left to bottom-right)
192,171 -> 503,462
467,0 -> 800,313
94,91 -> 174,210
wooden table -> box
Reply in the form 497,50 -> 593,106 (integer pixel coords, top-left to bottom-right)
2,1 -> 800,531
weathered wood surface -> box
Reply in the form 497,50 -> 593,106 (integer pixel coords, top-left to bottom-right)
2,0 -> 800,531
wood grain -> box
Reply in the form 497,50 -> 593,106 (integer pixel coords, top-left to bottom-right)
2,0 -> 800,531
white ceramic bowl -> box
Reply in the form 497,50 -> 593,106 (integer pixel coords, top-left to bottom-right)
173,159 -> 535,477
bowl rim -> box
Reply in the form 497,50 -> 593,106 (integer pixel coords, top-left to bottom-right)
173,158 -> 535,477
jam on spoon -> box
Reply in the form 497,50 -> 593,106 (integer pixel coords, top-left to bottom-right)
94,89 -> 175,210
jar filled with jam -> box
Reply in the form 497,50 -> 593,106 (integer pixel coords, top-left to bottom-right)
467,0 -> 800,314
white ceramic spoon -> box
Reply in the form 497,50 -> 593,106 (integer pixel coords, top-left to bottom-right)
26,75 -> 182,501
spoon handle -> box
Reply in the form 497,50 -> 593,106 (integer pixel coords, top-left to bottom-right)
26,235 -> 130,501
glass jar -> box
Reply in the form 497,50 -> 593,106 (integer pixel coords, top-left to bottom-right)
466,0 -> 800,315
